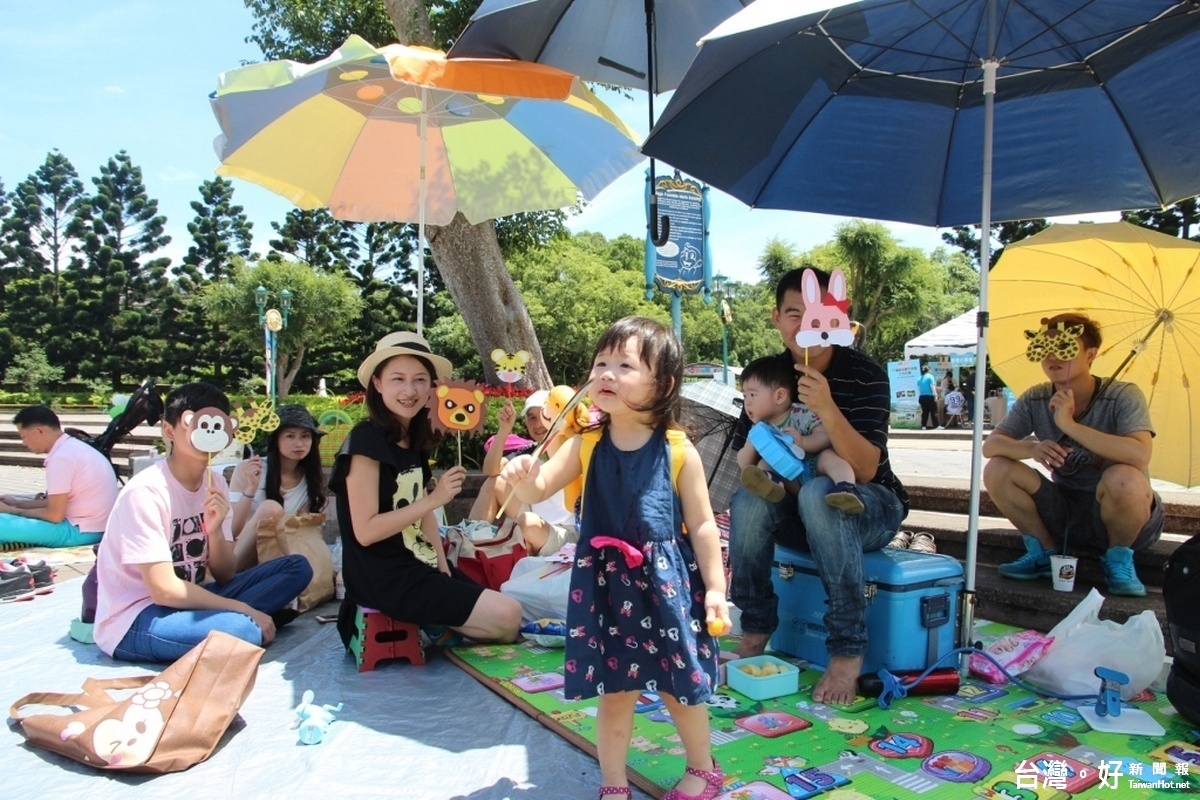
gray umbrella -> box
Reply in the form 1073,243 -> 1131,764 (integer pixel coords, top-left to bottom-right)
449,0 -> 753,244
681,379 -> 744,513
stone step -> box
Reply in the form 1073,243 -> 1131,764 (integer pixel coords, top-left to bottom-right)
900,475 -> 1200,535
898,509 -> 1177,655
901,508 -> 1187,588
0,446 -> 134,477
0,439 -> 158,457
0,416 -> 162,480
967,565 -> 1168,652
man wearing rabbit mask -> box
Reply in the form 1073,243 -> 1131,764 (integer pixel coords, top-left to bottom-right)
728,267 -> 909,704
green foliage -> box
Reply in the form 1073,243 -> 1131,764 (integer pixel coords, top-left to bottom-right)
510,233 -> 666,383
66,151 -> 173,387
1122,198 -> 1200,241
245,0 -> 483,57
199,258 -> 365,398
757,237 -> 803,288
4,345 -> 64,395
940,219 -> 1050,269
182,177 -> 253,281
171,178 -> 257,386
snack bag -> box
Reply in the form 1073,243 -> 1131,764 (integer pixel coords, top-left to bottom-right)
969,629 -> 1055,685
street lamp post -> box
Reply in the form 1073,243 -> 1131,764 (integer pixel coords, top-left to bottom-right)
255,286 -> 292,403
713,273 -> 732,385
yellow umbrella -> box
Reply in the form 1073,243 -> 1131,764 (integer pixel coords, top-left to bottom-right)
989,221 -> 1200,487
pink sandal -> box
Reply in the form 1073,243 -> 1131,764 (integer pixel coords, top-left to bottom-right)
598,787 -> 631,799
662,758 -> 724,800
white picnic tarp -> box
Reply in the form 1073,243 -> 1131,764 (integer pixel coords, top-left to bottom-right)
0,581 -> 650,800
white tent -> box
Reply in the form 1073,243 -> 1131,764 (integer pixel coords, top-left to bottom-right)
904,307 -> 979,360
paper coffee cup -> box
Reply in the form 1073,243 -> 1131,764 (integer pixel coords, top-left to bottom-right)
1051,555 -> 1078,592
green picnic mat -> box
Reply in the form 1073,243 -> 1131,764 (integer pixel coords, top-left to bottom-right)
447,621 -> 1197,799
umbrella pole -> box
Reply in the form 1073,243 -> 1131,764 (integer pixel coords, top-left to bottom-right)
645,0 -> 669,247
962,55 -> 999,658
417,89 -> 427,336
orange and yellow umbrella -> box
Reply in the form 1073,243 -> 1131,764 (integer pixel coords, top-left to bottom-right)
211,36 -> 643,329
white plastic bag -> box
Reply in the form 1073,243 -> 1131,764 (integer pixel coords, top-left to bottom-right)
500,557 -> 573,623
1022,588 -> 1164,700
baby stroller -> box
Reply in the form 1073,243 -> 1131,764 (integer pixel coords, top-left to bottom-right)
66,378 -> 163,641
65,377 -> 164,482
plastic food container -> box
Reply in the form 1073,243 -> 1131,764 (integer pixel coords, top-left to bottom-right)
726,655 -> 800,700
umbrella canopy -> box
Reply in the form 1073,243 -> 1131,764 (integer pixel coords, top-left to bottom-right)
449,0 -> 752,93
681,379 -> 744,513
989,222 -> 1200,488
449,0 -> 753,247
212,36 -> 643,331
642,0 -> 1200,614
642,0 -> 1200,227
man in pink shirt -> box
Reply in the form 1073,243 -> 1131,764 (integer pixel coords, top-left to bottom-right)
0,406 -> 119,547
94,383 -> 312,662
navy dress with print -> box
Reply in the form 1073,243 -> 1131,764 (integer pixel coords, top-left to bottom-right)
564,425 -> 719,704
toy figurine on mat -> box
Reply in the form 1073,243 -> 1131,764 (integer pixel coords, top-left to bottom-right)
293,689 -> 343,744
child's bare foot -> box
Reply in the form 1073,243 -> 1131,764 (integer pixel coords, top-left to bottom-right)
812,655 -> 863,704
733,631 -> 770,659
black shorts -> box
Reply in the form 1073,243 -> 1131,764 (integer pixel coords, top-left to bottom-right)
1031,475 -> 1163,551
338,563 -> 485,648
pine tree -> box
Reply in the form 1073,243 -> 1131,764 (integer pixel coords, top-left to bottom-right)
1122,198 -> 1200,241
1,152 -> 90,374
0,180 -> 16,378
69,152 -> 172,387
173,178 -> 255,384
268,208 -> 357,273
4,150 -> 87,302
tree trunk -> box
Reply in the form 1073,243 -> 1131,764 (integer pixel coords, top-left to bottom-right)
278,344 -> 306,401
383,0 -> 551,390
429,215 -> 551,388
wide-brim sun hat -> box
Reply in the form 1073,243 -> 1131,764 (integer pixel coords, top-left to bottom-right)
273,404 -> 325,438
357,331 -> 454,388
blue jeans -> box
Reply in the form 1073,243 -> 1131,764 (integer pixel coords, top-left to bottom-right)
0,514 -> 101,548
113,555 -> 313,663
729,476 -> 905,657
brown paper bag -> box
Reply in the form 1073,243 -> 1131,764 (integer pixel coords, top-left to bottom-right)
255,513 -> 286,565
278,512 -> 335,613
11,631 -> 263,773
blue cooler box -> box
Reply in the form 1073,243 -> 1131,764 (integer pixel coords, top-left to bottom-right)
770,544 -> 963,674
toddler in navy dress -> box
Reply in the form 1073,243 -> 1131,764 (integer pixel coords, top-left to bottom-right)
503,316 -> 730,800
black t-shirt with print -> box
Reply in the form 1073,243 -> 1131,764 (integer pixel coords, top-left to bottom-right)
328,420 -> 435,608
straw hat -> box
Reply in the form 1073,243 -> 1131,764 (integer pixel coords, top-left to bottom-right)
357,331 -> 453,388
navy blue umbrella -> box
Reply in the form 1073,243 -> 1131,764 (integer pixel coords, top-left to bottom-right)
642,0 -> 1200,621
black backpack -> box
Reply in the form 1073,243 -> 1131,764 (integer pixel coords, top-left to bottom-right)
1164,533 -> 1200,724
1164,534 -> 1200,674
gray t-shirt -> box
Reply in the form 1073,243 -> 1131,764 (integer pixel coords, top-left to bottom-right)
995,378 -> 1154,493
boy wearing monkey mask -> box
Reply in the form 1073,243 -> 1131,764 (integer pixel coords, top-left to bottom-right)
94,383 -> 312,662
